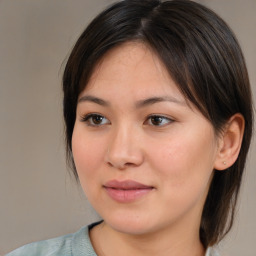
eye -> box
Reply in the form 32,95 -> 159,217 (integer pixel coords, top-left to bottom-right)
146,115 -> 173,127
81,114 -> 110,126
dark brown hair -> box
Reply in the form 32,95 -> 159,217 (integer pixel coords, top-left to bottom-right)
62,0 -> 253,248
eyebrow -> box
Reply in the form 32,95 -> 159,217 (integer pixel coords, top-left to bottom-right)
135,96 -> 186,108
78,95 -> 110,106
78,95 -> 185,107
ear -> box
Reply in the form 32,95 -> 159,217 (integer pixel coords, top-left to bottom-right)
214,113 -> 245,171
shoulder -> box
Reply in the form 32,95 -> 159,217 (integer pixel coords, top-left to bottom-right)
206,246 -> 221,256
5,233 -> 73,256
5,224 -> 97,256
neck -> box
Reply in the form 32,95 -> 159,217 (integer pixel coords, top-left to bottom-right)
90,221 -> 205,256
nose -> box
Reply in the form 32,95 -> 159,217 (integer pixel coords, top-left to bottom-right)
105,124 -> 144,170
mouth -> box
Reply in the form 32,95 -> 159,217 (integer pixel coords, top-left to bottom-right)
103,180 -> 154,203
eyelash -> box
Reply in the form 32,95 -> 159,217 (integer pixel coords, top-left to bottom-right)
80,113 -> 174,127
80,113 -> 110,126
145,115 -> 174,126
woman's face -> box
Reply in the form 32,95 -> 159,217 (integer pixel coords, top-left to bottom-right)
72,42 -> 220,236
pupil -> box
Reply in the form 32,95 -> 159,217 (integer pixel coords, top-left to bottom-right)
93,115 -> 103,124
152,116 -> 162,125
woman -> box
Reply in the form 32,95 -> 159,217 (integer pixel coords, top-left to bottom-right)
7,0 -> 253,255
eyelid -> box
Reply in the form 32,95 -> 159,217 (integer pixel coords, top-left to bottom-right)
79,113 -> 174,127
144,114 -> 174,126
80,113 -> 110,126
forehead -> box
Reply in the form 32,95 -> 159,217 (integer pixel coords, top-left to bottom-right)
83,42 -> 184,102
89,42 -> 163,82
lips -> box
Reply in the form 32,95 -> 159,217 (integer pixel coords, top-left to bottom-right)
103,180 -> 154,203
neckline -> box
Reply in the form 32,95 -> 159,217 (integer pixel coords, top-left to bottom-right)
71,222 -> 219,256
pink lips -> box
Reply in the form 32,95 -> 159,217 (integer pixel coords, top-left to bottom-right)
103,180 -> 154,203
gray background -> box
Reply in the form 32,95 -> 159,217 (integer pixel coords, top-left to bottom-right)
0,0 -> 255,255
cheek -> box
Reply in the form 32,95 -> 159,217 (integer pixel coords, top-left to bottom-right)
148,136 -> 215,216
147,129 -> 216,191
71,126 -> 105,186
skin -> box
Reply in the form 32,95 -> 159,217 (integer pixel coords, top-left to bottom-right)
72,42 -> 223,256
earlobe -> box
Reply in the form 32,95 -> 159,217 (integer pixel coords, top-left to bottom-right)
214,113 -> 245,171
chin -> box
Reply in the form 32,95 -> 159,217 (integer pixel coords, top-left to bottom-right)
102,213 -> 164,236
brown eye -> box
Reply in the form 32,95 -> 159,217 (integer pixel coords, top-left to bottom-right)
92,115 -> 104,125
146,115 -> 173,126
81,114 -> 110,126
151,116 -> 163,126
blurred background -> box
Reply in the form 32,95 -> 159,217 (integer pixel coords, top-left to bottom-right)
0,0 -> 255,255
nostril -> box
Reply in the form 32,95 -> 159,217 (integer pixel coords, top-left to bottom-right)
106,159 -> 137,170
125,162 -> 136,167
107,161 -> 113,167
